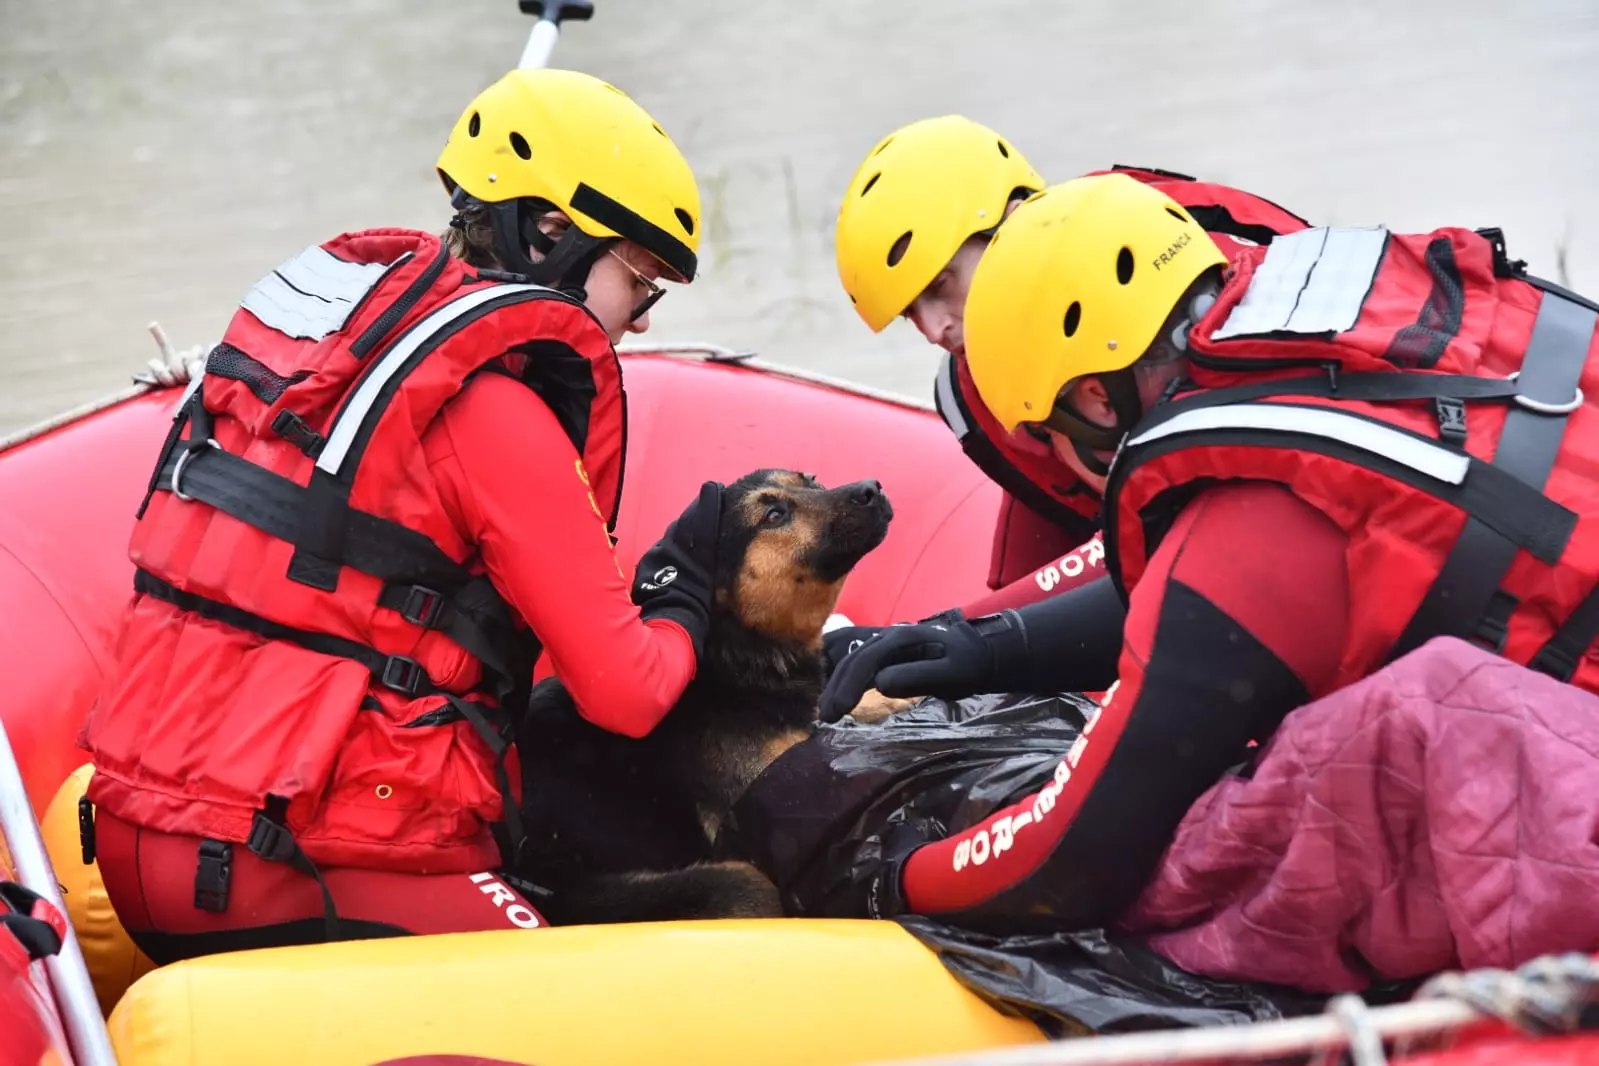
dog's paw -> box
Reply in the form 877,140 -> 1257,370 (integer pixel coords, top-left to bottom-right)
847,688 -> 920,724
694,860 -> 784,918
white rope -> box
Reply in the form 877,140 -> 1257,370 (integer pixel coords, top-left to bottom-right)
0,320 -> 211,454
868,952 -> 1599,1066
133,320 -> 210,389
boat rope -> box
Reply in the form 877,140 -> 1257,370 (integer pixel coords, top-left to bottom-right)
869,951 -> 1599,1066
1414,951 -> 1599,1040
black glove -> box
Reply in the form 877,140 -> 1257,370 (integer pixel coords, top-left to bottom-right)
822,625 -> 887,679
817,609 -> 1031,723
632,480 -> 723,659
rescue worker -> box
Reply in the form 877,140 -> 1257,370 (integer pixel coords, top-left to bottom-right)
830,116 -> 1309,647
78,68 -> 724,962
820,172 -> 1599,932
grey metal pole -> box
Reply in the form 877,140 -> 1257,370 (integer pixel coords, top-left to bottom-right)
0,722 -> 119,1066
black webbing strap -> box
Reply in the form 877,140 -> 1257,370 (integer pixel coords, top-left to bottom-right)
153,446 -> 523,684
374,576 -> 535,695
137,571 -> 529,868
158,446 -> 465,588
1389,292 -> 1597,662
285,469 -> 349,591
1165,369 -> 1525,415
137,377 -> 216,519
443,695 -> 526,867
1531,583 -> 1599,681
135,569 -> 450,700
246,796 -> 341,942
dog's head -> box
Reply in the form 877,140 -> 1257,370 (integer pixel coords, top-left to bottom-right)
712,470 -> 894,648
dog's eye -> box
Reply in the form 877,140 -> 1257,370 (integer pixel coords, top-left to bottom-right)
762,503 -> 789,526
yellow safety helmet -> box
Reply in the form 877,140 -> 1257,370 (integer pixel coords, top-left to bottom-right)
835,115 -> 1045,332
964,172 -> 1228,434
437,68 -> 701,284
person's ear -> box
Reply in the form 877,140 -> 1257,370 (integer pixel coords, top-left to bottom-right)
1070,376 -> 1116,426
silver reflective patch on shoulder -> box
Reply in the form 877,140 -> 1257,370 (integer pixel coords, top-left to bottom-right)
316,283 -> 551,476
240,246 -> 398,341
1128,402 -> 1470,486
1211,226 -> 1389,340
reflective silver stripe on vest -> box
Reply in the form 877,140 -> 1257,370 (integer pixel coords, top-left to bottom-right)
1127,402 -> 1471,486
1211,226 -> 1390,340
241,246 -> 402,341
316,283 -> 552,476
935,352 -> 970,439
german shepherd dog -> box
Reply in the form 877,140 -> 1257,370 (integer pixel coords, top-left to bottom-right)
513,469 -> 894,925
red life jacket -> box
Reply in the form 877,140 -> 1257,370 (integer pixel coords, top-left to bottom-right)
935,165 -> 1311,581
1105,223 -> 1599,694
81,228 -> 626,884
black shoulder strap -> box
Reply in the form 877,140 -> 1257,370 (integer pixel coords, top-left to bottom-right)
145,282 -> 584,691
284,282 -> 584,592
1108,394 -> 1580,607
1388,290 -> 1596,662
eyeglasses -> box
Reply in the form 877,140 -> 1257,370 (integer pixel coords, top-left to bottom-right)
610,249 -> 666,323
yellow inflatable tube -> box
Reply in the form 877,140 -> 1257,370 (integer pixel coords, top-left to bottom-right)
40,763 -> 157,1014
42,765 -> 1042,1064
109,920 -> 1044,1066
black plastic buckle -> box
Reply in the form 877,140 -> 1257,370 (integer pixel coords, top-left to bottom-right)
381,655 -> 428,697
1529,644 -> 1581,684
400,586 -> 445,628
1476,227 -> 1527,279
77,796 -> 96,865
1434,397 -> 1469,447
193,840 -> 233,913
1471,590 -> 1519,655
270,410 -> 326,458
245,812 -> 296,864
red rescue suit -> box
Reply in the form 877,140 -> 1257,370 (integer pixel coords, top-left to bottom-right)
81,229 -> 637,887
940,165 -> 1313,614
893,223 -> 1599,932
1109,224 -> 1599,690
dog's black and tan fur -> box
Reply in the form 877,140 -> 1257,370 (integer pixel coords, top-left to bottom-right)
514,469 -> 893,925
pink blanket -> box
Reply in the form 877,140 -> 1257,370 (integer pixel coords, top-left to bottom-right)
1120,637 -> 1599,993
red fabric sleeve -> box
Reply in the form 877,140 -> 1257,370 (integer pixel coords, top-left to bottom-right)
962,532 -> 1108,616
899,482 -> 1348,925
427,373 -> 696,738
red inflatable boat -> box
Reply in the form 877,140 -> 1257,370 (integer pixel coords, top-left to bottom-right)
0,4 -> 1592,1061
2,342 -> 1595,1066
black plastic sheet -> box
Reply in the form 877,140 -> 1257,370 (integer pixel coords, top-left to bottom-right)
726,692 -> 1323,1036
901,919 -> 1324,1038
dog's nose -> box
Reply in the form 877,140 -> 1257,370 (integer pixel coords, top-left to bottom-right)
849,480 -> 883,507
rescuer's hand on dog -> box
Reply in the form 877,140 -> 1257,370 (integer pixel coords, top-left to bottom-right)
633,480 -> 724,659
822,625 -> 887,678
818,609 -> 1031,723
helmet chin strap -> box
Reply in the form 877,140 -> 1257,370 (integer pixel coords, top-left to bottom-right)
453,189 -> 613,302
1056,284 -> 1220,478
1065,369 -> 1143,478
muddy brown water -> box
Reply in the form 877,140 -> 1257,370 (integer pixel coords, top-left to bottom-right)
2,0 -> 1595,435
